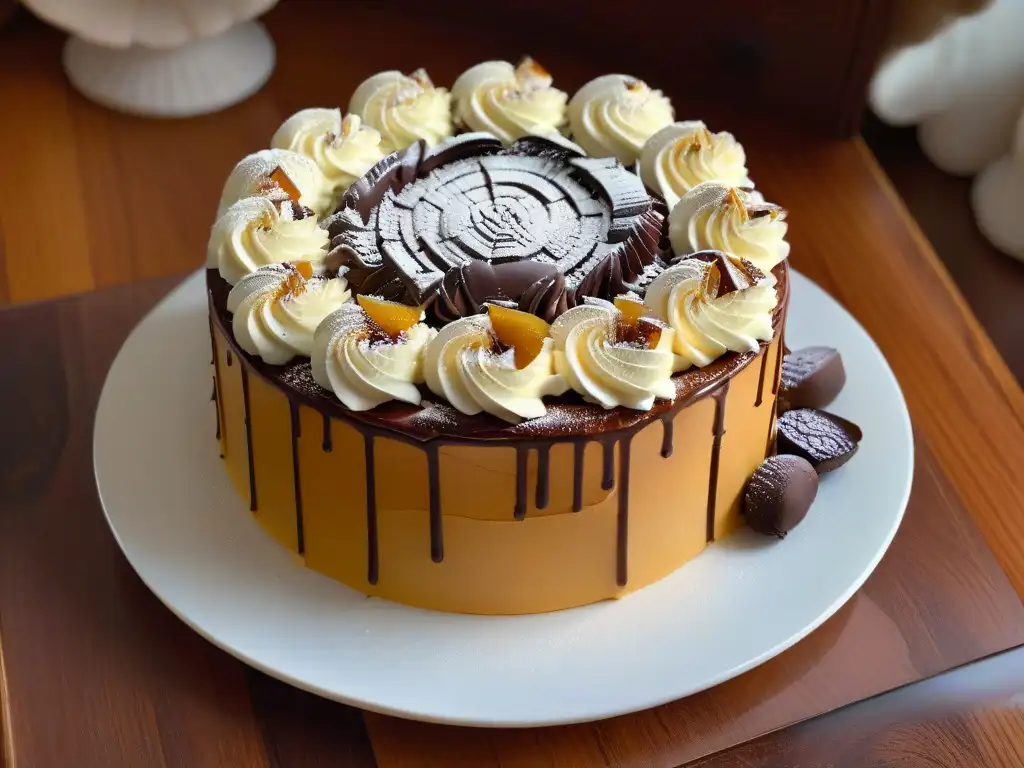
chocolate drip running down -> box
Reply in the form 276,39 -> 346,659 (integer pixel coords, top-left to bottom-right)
289,402 -> 305,555
208,265 -> 789,593
325,133 -> 666,324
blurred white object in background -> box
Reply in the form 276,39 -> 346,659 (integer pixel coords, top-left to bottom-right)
972,109 -> 1024,261
870,0 -> 1024,261
23,0 -> 278,117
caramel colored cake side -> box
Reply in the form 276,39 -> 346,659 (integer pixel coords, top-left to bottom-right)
205,62 -> 796,614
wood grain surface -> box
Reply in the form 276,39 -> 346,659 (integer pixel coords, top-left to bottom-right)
865,117 -> 1024,384
3,2 -> 1024,766
689,644 -> 1024,767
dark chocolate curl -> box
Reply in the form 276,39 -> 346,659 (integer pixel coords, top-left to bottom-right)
518,273 -> 572,323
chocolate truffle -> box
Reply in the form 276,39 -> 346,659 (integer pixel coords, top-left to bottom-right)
744,455 -> 819,538
779,346 -> 846,411
776,408 -> 862,474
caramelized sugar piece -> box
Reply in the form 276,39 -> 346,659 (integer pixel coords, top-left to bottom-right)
487,304 -> 551,369
614,295 -> 648,326
635,317 -> 663,349
725,187 -> 750,222
273,261 -> 314,302
357,295 -> 422,339
613,295 -> 663,348
267,166 -> 301,202
518,56 -> 550,80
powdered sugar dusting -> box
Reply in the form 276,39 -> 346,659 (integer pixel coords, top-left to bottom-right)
407,400 -> 460,430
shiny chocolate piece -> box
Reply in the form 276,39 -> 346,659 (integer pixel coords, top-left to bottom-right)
779,346 -> 846,411
685,249 -> 766,296
743,455 -> 819,538
434,260 -> 569,324
326,134 -> 666,324
776,408 -> 862,473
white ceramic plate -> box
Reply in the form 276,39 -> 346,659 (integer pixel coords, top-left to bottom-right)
94,270 -> 913,727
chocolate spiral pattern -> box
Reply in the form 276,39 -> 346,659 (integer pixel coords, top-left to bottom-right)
326,133 -> 666,324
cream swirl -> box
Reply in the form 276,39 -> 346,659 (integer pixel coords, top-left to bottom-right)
207,197 -> 329,285
217,148 -> 333,218
270,109 -> 386,195
423,314 -> 568,423
451,58 -> 567,145
550,299 -> 676,411
639,121 -> 753,209
348,69 -> 453,152
646,254 -> 776,370
668,182 -> 790,274
226,263 -> 351,365
311,304 -> 436,411
567,74 -> 674,164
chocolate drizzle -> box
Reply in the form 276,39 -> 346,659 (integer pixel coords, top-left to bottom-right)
772,329 -> 784,395
240,366 -> 257,512
766,329 -> 786,456
426,447 -> 443,562
322,414 -> 333,452
209,301 -> 224,456
514,447 -> 529,520
364,435 -> 379,585
755,348 -> 770,407
206,265 -> 789,590
706,382 -> 730,542
601,441 -> 615,491
535,444 -> 551,510
660,415 -> 674,458
289,401 -> 305,554
572,442 -> 585,512
616,436 -> 633,587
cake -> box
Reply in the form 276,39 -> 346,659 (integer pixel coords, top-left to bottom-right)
206,62 -> 799,615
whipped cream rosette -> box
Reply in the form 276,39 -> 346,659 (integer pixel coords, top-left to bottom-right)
226,262 -> 352,365
311,298 -> 437,411
348,68 -> 453,152
207,197 -> 329,285
646,250 -> 777,370
451,58 -> 568,145
639,121 -> 753,209
217,148 -> 334,218
550,297 -> 676,411
271,109 -> 386,197
423,307 -> 568,423
668,182 -> 789,275
568,74 -> 674,164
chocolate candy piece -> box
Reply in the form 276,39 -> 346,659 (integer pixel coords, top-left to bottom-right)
776,408 -> 862,473
780,347 -> 846,411
743,455 -> 819,538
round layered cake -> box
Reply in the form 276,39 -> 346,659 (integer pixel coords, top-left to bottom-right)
206,63 -> 791,614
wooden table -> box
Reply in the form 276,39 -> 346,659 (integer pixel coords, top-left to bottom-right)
3,6 -> 1024,767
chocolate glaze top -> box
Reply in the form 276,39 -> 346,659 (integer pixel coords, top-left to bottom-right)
322,133 -> 668,325
207,262 -> 788,443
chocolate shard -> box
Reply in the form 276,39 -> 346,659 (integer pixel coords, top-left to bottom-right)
686,250 -> 765,296
509,134 -> 586,161
780,347 -> 846,411
746,201 -> 786,220
419,133 -> 502,176
340,152 -> 404,224
572,156 -> 651,225
775,408 -> 862,474
743,455 -> 819,538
